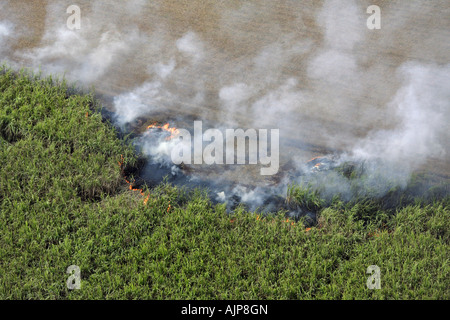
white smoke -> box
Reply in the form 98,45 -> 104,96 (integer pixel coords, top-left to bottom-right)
113,81 -> 171,126
0,21 -> 13,58
176,31 -> 205,62
352,62 -> 450,170
112,30 -> 209,126
2,0 -> 449,208
20,23 -> 144,84
0,21 -> 12,38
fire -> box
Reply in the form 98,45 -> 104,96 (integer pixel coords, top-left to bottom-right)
306,155 -> 333,173
284,218 -> 295,226
307,156 -> 322,162
146,122 -> 180,140
118,154 -> 150,206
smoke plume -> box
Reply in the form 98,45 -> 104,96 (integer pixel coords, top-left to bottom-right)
1,0 -> 449,212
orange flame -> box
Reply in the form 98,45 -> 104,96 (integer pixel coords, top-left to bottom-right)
307,156 -> 322,162
119,154 -> 150,206
368,231 -> 380,238
284,218 -> 295,226
147,123 -> 180,140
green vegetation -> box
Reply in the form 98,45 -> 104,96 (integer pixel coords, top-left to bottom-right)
286,184 -> 325,212
0,68 -> 448,299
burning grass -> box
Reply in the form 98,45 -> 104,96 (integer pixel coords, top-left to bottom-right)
0,67 -> 449,299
